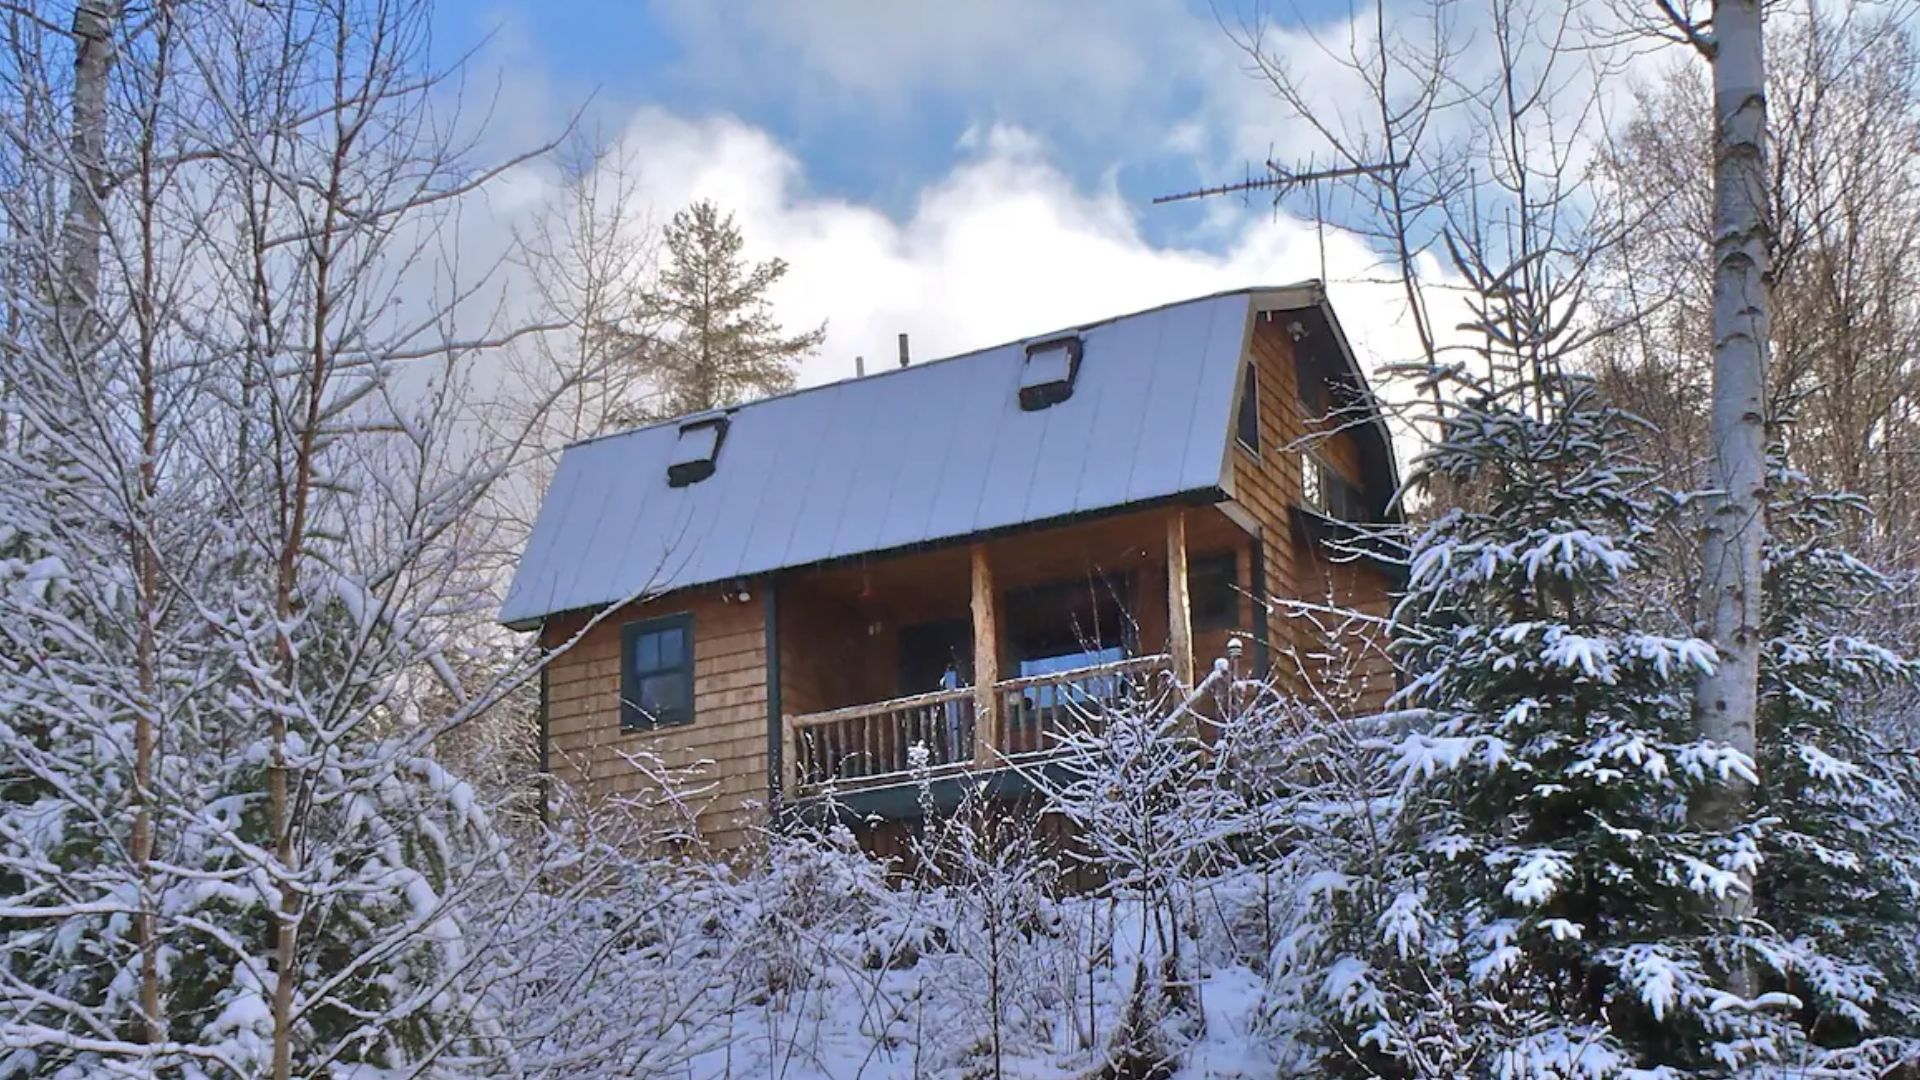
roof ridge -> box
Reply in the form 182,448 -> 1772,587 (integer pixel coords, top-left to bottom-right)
560,281 -> 1321,451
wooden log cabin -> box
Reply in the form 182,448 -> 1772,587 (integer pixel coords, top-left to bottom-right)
501,284 -> 1403,851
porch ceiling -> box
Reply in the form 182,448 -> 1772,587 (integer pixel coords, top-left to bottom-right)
781,503 -> 1248,601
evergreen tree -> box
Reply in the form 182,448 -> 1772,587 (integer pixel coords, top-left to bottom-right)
1304,381 -> 1778,1077
1293,384 -> 1920,1077
1746,461 -> 1920,1069
632,200 -> 823,420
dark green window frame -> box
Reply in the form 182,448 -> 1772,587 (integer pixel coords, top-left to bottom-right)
620,612 -> 695,731
1236,362 -> 1260,452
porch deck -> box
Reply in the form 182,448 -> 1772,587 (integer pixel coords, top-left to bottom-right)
786,653 -> 1173,796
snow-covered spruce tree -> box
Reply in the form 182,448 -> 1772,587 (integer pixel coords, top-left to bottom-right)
1308,380 -> 1792,1078
1743,461 -> 1920,1070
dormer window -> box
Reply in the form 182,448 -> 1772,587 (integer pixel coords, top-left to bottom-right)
1019,335 -> 1083,411
667,416 -> 728,487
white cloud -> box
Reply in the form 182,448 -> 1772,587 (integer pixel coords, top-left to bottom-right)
649,0 -> 1227,136
588,107 -> 1451,400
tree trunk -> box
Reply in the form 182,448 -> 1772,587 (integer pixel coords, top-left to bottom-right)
1693,0 -> 1769,954
61,0 -> 156,1045
132,13 -> 165,1047
53,1 -> 116,351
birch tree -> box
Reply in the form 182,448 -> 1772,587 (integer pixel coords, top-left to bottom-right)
0,0 -> 679,1074
1594,5 -> 1920,568
1649,0 -> 1772,959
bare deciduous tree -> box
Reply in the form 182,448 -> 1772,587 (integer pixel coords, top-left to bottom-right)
1595,5 -> 1920,567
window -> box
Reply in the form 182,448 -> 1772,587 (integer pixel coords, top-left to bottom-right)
1005,574 -> 1133,665
1236,363 -> 1260,451
1019,335 -> 1083,411
1188,552 -> 1240,630
667,416 -> 728,487
620,613 -> 694,730
1301,452 -> 1365,522
1296,353 -> 1327,419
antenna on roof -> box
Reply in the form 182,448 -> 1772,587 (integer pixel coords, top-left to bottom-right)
1152,156 -> 1407,205
897,333 -> 910,368
855,355 -> 865,378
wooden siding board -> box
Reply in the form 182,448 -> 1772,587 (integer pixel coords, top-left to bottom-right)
539,584 -> 772,850
1226,316 -> 1396,706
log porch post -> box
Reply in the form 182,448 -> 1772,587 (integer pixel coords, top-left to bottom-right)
970,543 -> 1000,767
1167,509 -> 1195,688
764,576 -> 787,816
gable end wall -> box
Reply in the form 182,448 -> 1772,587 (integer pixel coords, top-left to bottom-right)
1229,313 -> 1396,711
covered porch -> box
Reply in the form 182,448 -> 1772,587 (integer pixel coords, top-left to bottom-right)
773,504 -> 1258,799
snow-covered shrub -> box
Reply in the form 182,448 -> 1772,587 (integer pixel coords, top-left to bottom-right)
0,513 -> 153,1080
0,526 -> 519,1079
1032,665 -> 1254,1077
905,784 -> 1072,1076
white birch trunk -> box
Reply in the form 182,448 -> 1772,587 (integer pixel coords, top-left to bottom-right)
1693,0 -> 1769,932
51,1 -> 116,351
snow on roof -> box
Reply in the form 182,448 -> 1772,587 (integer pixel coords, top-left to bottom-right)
500,286 -> 1294,629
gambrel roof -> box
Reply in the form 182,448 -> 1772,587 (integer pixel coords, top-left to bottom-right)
500,282 -> 1395,629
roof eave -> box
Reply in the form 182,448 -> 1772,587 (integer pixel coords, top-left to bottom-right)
498,484 -> 1231,631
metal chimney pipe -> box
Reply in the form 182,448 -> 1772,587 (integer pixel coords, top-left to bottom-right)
897,333 -> 910,368
855,355 -> 865,377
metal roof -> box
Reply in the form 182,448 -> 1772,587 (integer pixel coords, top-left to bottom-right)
499,284 -> 1368,629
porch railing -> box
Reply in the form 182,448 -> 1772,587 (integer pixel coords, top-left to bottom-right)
789,686 -> 977,792
787,652 -> 1171,795
993,653 -> 1169,756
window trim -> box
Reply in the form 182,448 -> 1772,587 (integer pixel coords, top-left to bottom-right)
667,416 -> 729,488
1301,450 -> 1365,522
1018,334 -> 1084,411
1235,362 -> 1261,454
1301,451 -> 1334,516
620,612 -> 696,732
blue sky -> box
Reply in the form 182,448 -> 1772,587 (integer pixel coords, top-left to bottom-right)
437,0 -> 1371,249
430,0 -> 1468,395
